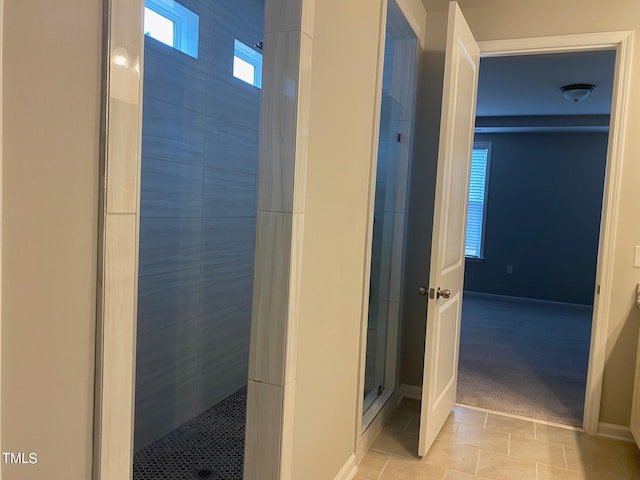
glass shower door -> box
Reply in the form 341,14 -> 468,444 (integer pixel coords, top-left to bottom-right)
363,92 -> 402,415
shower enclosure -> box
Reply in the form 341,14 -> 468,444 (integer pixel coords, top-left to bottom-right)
132,0 -> 264,478
362,0 -> 417,428
364,91 -> 402,413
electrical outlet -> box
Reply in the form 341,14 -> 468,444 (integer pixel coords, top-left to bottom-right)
506,265 -> 513,274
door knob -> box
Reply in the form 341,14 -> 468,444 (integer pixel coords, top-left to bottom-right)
418,286 -> 428,296
437,288 -> 451,299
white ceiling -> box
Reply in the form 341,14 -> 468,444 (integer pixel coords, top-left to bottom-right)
476,50 -> 616,117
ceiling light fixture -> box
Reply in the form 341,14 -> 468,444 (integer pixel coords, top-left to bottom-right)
560,83 -> 595,103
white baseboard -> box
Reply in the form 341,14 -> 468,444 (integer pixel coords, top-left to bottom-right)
333,454 -> 357,480
399,384 -> 422,400
463,291 -> 592,310
598,422 -> 634,442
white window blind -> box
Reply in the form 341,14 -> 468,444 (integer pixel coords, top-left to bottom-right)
465,143 -> 491,258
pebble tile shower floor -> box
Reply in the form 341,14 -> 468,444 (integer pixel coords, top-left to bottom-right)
133,387 -> 246,480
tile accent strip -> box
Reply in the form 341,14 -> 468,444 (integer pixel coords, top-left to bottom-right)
245,0 -> 314,478
93,0 -> 143,480
93,0 -> 144,479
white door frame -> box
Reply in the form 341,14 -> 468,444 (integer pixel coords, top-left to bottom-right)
474,30 -> 634,435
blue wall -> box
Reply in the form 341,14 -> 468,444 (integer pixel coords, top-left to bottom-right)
464,132 -> 608,305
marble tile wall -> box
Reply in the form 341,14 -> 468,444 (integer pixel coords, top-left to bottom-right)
134,0 -> 264,450
244,1 -> 315,477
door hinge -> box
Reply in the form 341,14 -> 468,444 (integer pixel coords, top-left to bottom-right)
597,284 -> 601,295
377,385 -> 383,396
396,133 -> 402,142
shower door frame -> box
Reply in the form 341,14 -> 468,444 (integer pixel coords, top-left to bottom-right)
363,91 -> 403,418
92,0 -> 315,479
356,0 -> 423,448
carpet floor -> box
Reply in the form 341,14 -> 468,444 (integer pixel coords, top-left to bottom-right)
456,294 -> 592,426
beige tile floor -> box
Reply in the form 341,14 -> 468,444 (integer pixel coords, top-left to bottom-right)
359,400 -> 640,480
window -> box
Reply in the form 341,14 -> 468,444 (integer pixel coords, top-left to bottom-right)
144,7 -> 174,47
233,39 -> 263,89
144,0 -> 199,59
465,142 -> 491,259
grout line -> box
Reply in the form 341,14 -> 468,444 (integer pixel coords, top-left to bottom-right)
483,412 -> 488,428
376,454 -> 392,480
401,418 -> 412,433
104,211 -> 137,216
534,422 -> 537,440
250,378 -> 287,387
622,458 -> 632,480
455,402 -> 584,432
142,90 -> 262,133
474,449 -> 481,476
562,445 -> 568,470
139,256 -> 254,280
535,462 -> 539,480
507,434 -> 511,456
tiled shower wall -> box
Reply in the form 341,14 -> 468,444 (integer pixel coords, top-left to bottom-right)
134,0 -> 264,450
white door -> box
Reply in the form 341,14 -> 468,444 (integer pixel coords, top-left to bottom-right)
418,1 -> 480,457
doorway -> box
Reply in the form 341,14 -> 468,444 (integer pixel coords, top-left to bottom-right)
409,11 -> 633,454
456,50 -> 616,426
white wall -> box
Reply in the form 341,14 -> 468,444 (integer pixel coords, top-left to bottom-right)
290,1 -> 386,477
2,0 -> 102,478
287,1 -> 428,476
